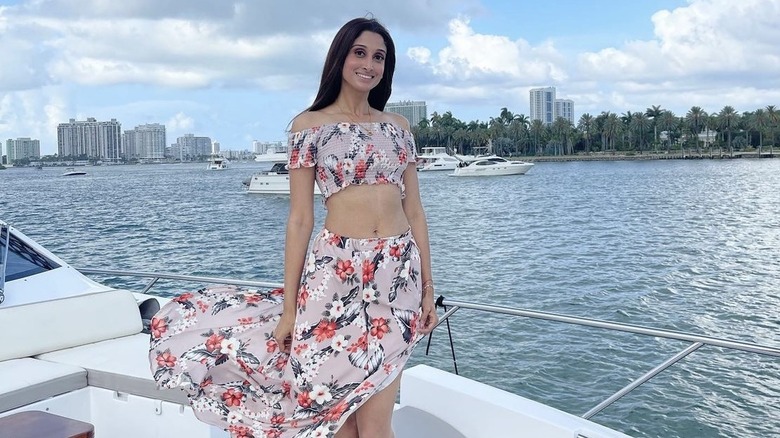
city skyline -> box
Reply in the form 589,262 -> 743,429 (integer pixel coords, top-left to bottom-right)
2,0 -> 779,155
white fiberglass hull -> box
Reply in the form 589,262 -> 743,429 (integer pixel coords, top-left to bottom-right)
244,172 -> 322,195
450,162 -> 534,177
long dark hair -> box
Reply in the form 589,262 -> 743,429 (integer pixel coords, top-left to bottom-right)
307,18 -> 396,112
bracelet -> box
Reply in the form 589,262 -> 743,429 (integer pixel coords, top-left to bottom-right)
422,280 -> 434,288
422,283 -> 435,294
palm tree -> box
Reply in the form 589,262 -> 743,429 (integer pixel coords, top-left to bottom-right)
577,113 -> 595,154
766,105 -> 779,156
685,106 -> 707,155
717,106 -> 739,157
602,112 -> 621,154
658,110 -> 678,152
631,113 -> 650,154
529,120 -> 545,155
645,105 -> 664,151
749,109 -> 768,156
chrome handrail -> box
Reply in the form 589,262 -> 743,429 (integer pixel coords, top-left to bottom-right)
0,221 -> 10,305
77,268 -> 780,423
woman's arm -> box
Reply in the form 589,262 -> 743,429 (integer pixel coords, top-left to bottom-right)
401,154 -> 438,334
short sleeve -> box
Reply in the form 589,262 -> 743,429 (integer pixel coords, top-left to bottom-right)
287,128 -> 318,169
405,132 -> 417,163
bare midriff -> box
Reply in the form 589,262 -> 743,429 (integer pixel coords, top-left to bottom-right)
323,184 -> 409,238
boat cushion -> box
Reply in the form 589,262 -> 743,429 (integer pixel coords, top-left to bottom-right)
0,358 -> 87,413
0,289 -> 143,362
37,333 -> 189,405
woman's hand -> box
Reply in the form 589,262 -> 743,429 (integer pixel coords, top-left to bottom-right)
273,313 -> 296,353
418,295 -> 438,334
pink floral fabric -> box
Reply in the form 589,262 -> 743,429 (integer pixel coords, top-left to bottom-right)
149,228 -> 423,438
287,122 -> 417,201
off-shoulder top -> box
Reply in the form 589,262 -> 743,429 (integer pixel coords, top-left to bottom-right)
287,122 -> 417,201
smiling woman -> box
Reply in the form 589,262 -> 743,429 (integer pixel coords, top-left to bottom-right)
149,16 -> 438,438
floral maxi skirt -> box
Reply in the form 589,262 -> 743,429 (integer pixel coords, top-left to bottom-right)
149,228 -> 423,438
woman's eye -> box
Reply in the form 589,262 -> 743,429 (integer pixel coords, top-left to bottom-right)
354,49 -> 365,57
374,54 -> 385,61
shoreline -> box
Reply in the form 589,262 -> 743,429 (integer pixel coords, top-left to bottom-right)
512,151 -> 777,162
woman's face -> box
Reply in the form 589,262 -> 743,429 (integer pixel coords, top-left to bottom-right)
341,31 -> 386,94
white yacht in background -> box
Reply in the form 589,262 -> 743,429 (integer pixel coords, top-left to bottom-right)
206,155 -> 229,170
2,219 -> 776,437
253,146 -> 288,167
61,167 -> 88,176
416,147 -> 476,172
450,155 -> 534,177
243,162 -> 323,196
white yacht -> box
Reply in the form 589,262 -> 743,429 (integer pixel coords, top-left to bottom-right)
243,162 -> 323,196
61,167 -> 88,176
450,156 -> 534,177
206,155 -> 229,170
2,219 -> 775,437
253,146 -> 288,166
416,147 -> 475,172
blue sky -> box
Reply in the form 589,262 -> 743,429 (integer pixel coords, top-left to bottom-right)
2,0 -> 780,155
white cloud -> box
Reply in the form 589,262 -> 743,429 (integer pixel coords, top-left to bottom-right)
166,112 -> 194,132
409,17 -> 567,83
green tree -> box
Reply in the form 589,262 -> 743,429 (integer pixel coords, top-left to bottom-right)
645,105 -> 664,151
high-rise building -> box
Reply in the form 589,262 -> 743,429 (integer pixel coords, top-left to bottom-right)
134,124 -> 167,159
5,138 -> 41,163
171,134 -> 212,160
57,118 -> 122,160
555,99 -> 575,125
530,87 -> 575,125
385,100 -> 427,127
529,87 -> 556,125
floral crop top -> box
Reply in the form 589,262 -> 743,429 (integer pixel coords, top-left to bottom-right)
287,122 -> 417,200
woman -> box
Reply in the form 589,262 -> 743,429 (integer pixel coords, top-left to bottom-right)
149,17 -> 436,438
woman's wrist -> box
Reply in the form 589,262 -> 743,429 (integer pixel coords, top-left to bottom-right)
421,279 -> 434,296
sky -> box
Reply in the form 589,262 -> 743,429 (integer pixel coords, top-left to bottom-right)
2,0 -> 780,155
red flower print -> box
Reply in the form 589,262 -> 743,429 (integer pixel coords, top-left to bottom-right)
228,425 -> 254,438
355,159 -> 368,179
389,243 -> 405,258
197,300 -> 209,313
361,259 -> 376,284
398,148 -> 408,163
290,148 -> 300,165
150,317 -> 167,338
271,287 -> 284,296
282,381 -> 291,396
245,294 -> 261,304
238,317 -> 253,325
335,259 -> 355,282
312,319 -> 338,342
324,401 -> 349,422
238,359 -> 254,375
275,355 -> 288,370
200,377 -> 212,389
173,292 -> 193,303
270,414 -> 286,425
297,391 -> 312,408
294,343 -> 309,355
347,333 -> 368,353
297,288 -> 309,307
374,240 -> 386,251
370,317 -> 390,339
328,233 -> 342,245
222,388 -> 244,407
155,351 -> 176,368
266,430 -> 282,438
205,333 -> 225,353
266,339 -> 278,353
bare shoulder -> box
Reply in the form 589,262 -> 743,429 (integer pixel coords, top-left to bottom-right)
290,111 -> 330,133
384,111 -> 411,131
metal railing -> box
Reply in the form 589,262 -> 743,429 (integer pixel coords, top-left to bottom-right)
77,267 -> 780,421
0,221 -> 9,304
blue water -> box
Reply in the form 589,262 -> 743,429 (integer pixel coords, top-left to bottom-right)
2,159 -> 779,438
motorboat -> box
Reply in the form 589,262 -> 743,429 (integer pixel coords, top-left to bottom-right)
416,147 -> 474,172
2,219 -> 777,437
206,155 -> 229,170
450,155 -> 534,177
254,146 -> 288,167
61,167 -> 87,176
242,162 -> 323,195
